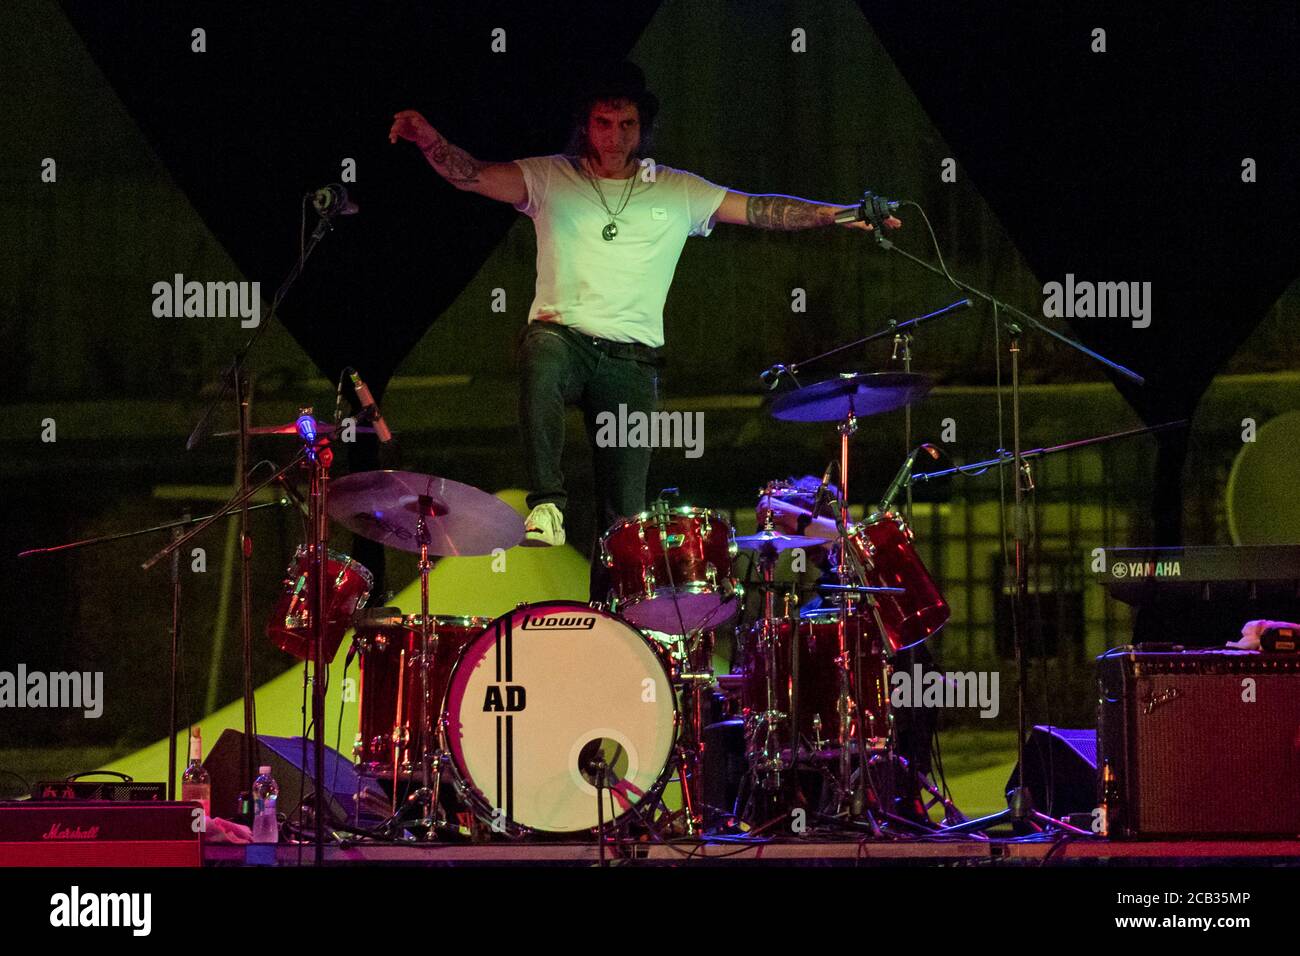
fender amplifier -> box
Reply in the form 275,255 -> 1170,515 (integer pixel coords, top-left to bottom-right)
0,801 -> 202,866
1097,648 -> 1300,837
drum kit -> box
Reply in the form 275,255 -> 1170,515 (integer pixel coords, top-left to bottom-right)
256,367 -> 966,843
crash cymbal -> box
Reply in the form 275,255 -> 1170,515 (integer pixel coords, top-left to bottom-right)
769,372 -> 931,423
733,529 -> 826,552
328,470 -> 524,556
214,415 -> 376,437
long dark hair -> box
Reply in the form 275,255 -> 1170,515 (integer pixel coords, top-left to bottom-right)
565,61 -> 659,160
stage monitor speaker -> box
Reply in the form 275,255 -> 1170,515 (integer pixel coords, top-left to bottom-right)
1097,648 -> 1300,837
1005,726 -> 1097,818
203,731 -> 385,828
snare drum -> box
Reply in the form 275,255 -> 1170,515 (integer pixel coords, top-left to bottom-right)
443,602 -> 677,834
601,507 -> 740,634
843,511 -> 949,652
266,546 -> 373,662
353,615 -> 492,777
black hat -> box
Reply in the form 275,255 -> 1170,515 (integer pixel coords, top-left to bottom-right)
572,60 -> 659,127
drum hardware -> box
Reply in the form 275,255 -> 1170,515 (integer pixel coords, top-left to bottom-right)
669,637 -> 714,838
758,327 -> 969,832
740,449 -> 951,832
328,470 -> 525,840
737,506 -> 798,816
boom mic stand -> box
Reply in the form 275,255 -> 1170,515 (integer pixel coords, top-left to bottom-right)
850,193 -> 1145,833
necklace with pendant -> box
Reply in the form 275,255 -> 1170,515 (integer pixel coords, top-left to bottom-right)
584,158 -> 637,241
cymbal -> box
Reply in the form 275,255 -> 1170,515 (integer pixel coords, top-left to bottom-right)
733,529 -> 826,552
328,470 -> 524,556
769,372 -> 931,423
214,415 -> 376,437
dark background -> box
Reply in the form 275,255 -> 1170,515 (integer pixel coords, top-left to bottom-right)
1,0 -> 1296,746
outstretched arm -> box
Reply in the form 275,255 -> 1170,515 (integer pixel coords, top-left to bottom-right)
714,190 -> 900,231
389,109 -> 526,205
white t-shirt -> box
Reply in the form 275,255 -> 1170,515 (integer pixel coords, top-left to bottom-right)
513,155 -> 729,347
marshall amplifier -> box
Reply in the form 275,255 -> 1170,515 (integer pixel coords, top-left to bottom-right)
0,801 -> 202,867
1097,648 -> 1300,837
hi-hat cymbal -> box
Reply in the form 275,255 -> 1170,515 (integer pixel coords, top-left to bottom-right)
769,372 -> 931,422
214,415 -> 376,437
733,530 -> 826,552
328,470 -> 524,556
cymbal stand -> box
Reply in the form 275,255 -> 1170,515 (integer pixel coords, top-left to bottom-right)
670,633 -> 711,837
822,485 -> 908,833
301,421 -> 335,862
406,495 -> 447,839
740,505 -> 791,804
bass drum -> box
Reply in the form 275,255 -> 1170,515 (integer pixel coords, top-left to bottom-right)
443,602 -> 678,834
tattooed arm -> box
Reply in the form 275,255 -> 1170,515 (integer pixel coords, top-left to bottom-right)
714,190 -> 899,231
389,109 -> 526,205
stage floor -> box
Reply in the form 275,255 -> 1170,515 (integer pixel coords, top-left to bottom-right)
203,836 -> 1300,867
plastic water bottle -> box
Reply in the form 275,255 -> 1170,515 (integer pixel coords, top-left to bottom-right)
251,765 -> 279,844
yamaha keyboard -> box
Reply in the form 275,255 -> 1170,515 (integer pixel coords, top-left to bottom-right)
1096,545 -> 1300,606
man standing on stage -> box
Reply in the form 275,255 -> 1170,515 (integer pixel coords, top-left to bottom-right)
390,63 -> 897,596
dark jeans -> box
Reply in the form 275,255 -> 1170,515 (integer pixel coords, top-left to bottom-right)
516,322 -> 660,600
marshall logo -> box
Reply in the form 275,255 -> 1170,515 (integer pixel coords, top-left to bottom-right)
520,614 -> 597,630
1111,561 -> 1182,580
43,823 -> 101,840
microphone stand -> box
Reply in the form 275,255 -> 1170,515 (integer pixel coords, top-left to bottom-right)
853,202 -> 1145,834
169,521 -> 184,800
760,298 -> 972,392
181,197 -> 346,815
18,499 -> 294,800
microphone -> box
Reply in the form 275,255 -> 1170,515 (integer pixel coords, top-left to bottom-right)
296,410 -> 318,461
800,461 -> 837,532
833,190 -> 900,226
759,364 -> 788,391
311,184 -> 359,217
348,369 -> 394,443
275,473 -> 309,517
879,444 -> 941,512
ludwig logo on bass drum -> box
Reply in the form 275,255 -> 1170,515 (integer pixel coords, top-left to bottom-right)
520,614 -> 597,630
